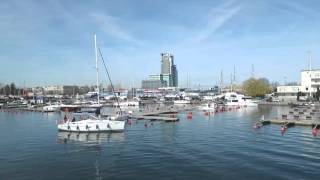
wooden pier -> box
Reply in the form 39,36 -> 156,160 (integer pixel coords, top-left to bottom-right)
128,106 -> 192,122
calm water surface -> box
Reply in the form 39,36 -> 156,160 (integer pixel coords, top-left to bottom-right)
0,106 -> 320,180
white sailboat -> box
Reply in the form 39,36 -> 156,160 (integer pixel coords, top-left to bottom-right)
58,34 -> 126,132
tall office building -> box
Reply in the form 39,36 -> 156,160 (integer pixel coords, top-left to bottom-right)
172,65 -> 178,87
141,53 -> 178,89
161,53 -> 174,74
160,53 -> 178,87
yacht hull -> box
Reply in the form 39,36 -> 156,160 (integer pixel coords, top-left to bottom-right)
58,119 -> 125,132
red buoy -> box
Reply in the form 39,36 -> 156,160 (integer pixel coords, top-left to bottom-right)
312,128 -> 318,137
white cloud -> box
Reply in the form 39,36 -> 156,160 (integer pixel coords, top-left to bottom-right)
191,0 -> 242,43
91,13 -> 144,45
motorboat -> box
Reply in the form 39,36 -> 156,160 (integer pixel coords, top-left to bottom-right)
43,103 -> 61,112
60,104 -> 81,112
224,92 -> 258,107
57,114 -> 125,132
113,100 -> 139,107
174,100 -> 191,104
198,102 -> 217,111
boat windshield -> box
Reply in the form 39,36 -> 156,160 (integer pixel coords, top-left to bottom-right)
68,113 -> 99,121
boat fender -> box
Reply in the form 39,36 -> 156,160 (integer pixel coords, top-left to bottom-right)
86,125 -> 89,130
96,125 -> 99,129
68,125 -> 70,130
76,126 -> 79,130
107,123 -> 111,128
144,122 -> 148,128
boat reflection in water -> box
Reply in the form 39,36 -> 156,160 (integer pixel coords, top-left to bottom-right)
57,131 -> 125,144
57,132 -> 124,179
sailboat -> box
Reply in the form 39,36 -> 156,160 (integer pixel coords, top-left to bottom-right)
57,34 -> 126,132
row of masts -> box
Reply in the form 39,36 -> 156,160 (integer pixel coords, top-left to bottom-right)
216,51 -> 314,93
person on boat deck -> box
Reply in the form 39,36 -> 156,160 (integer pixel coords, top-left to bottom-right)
64,115 -> 67,123
72,117 -> 76,122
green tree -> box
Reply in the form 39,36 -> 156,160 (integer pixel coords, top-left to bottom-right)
4,85 -> 10,96
243,78 -> 271,97
315,87 -> 320,101
10,83 -> 16,95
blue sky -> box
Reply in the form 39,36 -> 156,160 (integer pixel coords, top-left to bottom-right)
1,0 -> 320,88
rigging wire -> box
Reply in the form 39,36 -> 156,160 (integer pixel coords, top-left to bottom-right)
97,47 -> 123,115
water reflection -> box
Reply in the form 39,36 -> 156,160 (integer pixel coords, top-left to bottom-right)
57,132 -> 125,144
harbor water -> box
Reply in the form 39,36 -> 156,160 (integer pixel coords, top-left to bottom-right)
1,106 -> 320,180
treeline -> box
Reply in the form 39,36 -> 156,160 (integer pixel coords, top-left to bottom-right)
0,83 -> 24,96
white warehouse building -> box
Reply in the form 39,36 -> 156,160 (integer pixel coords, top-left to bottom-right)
277,69 -> 320,101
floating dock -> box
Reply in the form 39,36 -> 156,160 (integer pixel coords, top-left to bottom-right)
129,115 -> 179,122
261,119 -> 319,127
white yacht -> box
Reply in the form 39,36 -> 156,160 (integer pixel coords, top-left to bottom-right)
57,114 -> 125,132
224,92 -> 258,107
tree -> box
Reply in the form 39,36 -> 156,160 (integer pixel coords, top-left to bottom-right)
297,91 -> 302,101
315,87 -> 320,101
242,78 -> 271,97
4,85 -> 10,96
10,83 -> 16,95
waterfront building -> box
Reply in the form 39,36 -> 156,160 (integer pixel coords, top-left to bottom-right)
276,69 -> 320,101
161,74 -> 172,87
141,79 -> 167,90
43,85 -> 64,95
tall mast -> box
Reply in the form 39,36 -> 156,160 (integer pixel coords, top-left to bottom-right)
251,64 -> 255,78
220,70 -> 223,93
94,34 -> 100,105
308,50 -> 312,97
